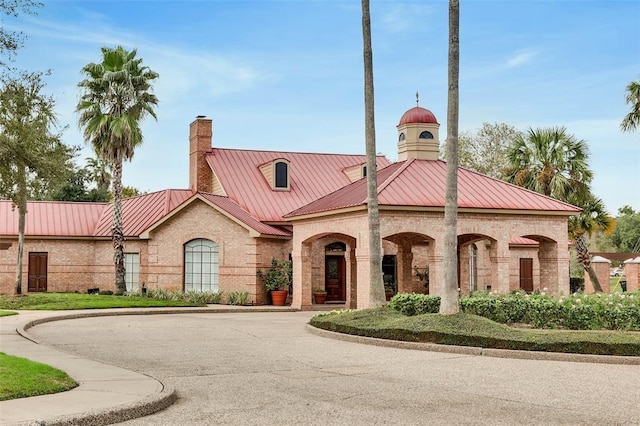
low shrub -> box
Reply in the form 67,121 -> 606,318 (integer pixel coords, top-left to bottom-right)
388,293 -> 440,316
388,290 -> 640,331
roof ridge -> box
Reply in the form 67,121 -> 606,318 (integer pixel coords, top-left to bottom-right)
377,159 -> 414,194
211,147 -> 388,158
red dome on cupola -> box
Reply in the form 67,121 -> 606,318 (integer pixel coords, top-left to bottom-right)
398,106 -> 438,126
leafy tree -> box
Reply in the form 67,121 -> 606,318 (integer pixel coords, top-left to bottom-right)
621,78 -> 639,133
121,185 -> 144,199
611,206 -> 640,252
444,122 -> 522,178
504,127 -> 592,202
440,0 -> 460,315
85,156 -> 111,192
77,46 -> 159,294
361,0 -> 384,307
568,195 -> 613,292
0,0 -> 42,67
50,166 -> 110,202
0,71 -> 75,294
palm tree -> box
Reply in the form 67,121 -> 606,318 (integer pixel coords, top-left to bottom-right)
361,0 -> 385,307
568,195 -> 613,293
440,0 -> 460,315
77,46 -> 158,294
504,127 -> 592,201
621,78 -> 639,133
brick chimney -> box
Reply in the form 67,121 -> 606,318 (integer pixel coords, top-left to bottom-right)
189,116 -> 213,192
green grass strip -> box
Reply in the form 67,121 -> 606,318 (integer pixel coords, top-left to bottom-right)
0,352 -> 78,400
0,293 -> 203,310
0,310 -> 17,317
311,308 -> 640,357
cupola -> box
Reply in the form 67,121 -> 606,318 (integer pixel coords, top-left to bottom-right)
396,94 -> 440,161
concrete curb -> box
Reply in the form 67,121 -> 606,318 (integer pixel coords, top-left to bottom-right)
12,385 -> 178,426
305,324 -> 640,365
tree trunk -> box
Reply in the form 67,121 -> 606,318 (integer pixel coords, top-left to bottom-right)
112,159 -> 127,294
575,233 -> 602,293
14,166 -> 26,295
361,0 -> 385,307
440,0 -> 460,315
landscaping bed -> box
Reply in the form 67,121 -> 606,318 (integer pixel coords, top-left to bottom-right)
310,308 -> 640,356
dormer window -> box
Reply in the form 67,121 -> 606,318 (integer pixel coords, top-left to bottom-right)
398,132 -> 406,141
274,161 -> 289,190
419,131 -> 434,139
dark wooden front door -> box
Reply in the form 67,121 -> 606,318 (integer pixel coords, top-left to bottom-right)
325,256 -> 345,302
519,258 -> 533,292
28,252 -> 48,292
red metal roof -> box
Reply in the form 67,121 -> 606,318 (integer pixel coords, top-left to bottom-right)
206,148 -> 391,222
94,189 -> 194,237
0,200 -> 107,237
286,159 -> 581,217
0,189 -> 290,239
398,107 -> 438,125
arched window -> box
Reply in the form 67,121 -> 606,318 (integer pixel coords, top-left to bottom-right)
419,131 -> 434,139
184,239 -> 219,292
275,161 -> 288,189
398,132 -> 406,141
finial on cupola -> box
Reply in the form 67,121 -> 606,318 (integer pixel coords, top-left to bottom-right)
416,91 -> 419,107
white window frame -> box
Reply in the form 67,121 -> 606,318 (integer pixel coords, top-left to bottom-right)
124,253 -> 140,293
184,239 -> 219,293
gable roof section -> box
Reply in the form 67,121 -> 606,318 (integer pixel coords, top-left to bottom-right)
206,148 -> 391,222
286,159 -> 581,218
0,200 -> 107,237
139,192 -> 290,238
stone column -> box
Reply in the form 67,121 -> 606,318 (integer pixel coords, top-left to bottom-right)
623,257 -> 639,293
396,244 -> 415,294
348,247 -> 358,309
489,240 -> 510,293
584,256 -> 611,293
292,242 -> 312,310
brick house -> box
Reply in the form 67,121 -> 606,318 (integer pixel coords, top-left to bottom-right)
0,105 -> 581,308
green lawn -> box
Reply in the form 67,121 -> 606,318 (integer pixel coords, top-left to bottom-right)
0,292 -> 203,310
310,308 -> 640,356
0,352 -> 78,400
0,310 -> 17,317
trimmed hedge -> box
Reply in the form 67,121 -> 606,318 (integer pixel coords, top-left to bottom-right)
387,291 -> 640,331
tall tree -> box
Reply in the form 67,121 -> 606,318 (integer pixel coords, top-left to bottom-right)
85,156 -> 111,192
568,195 -> 613,293
611,206 -> 640,253
440,0 -> 460,315
0,0 -> 42,67
77,46 -> 158,294
621,78 -> 639,133
0,71 -> 75,294
361,0 -> 385,307
504,127 -> 592,202
504,126 -> 609,291
443,122 -> 522,178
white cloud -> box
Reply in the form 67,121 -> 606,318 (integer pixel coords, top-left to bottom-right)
378,3 -> 435,34
505,49 -> 539,68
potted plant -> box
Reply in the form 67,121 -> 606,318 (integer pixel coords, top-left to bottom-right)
257,259 -> 292,306
313,287 -> 327,304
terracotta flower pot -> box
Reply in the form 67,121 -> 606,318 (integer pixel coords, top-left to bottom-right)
313,292 -> 327,304
270,290 -> 288,306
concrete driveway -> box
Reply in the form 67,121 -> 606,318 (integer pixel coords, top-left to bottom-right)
27,311 -> 640,425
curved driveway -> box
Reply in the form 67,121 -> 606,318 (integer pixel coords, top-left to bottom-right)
29,311 -> 640,425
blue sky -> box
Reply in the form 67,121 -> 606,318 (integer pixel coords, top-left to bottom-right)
6,0 -> 640,214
